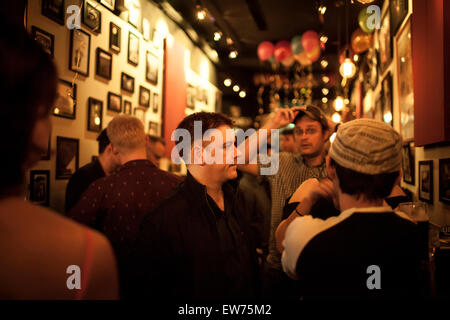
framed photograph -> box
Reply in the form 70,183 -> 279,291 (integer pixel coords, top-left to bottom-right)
88,97 -> 103,132
187,84 -> 195,109
41,135 -> 51,161
69,29 -> 91,77
133,108 -> 145,123
439,158 -> 450,204
381,72 -> 393,126
139,86 -> 150,108
128,1 -> 140,28
99,0 -> 115,11
82,0 -> 101,33
96,48 -> 112,80
123,100 -> 132,115
30,170 -> 50,206
56,137 -> 79,180
109,22 -> 121,53
145,51 -> 159,84
378,10 -> 391,75
401,142 -> 415,185
142,18 -> 151,41
31,26 -> 54,57
121,72 -> 135,93
390,0 -> 409,38
395,17 -> 414,142
42,0 -> 65,25
419,160 -> 433,204
152,92 -> 159,113
53,79 -> 76,119
107,92 -> 122,112
148,121 -> 159,136
128,32 -> 139,66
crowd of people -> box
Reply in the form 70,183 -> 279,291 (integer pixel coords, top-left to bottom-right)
0,19 -> 428,300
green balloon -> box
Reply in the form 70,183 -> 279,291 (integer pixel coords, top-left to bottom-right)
358,7 -> 375,33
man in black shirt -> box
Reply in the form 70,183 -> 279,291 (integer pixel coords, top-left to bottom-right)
65,129 -> 120,212
132,112 -> 259,300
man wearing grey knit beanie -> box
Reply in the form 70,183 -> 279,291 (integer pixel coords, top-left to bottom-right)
276,119 -> 424,299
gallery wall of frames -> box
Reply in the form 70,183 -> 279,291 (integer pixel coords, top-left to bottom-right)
26,0 -> 220,213
348,0 -> 450,226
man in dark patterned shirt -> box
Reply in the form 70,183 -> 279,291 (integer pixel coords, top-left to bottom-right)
68,115 -> 182,297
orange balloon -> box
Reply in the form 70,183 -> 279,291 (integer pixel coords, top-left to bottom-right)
281,55 -> 295,67
294,51 -> 312,66
306,45 -> 321,62
351,28 -> 373,53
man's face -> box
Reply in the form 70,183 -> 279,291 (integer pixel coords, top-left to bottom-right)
147,141 -> 165,167
293,116 -> 328,158
280,134 -> 296,153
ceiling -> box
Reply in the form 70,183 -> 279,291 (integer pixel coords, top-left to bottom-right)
155,0 -> 382,117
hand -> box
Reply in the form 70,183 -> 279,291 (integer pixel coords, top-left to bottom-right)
289,178 -> 337,207
262,106 -> 304,130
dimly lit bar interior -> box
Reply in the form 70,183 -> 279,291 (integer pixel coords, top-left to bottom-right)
1,0 -> 450,308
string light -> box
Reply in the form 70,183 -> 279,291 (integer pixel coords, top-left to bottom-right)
322,88 -> 329,95
318,5 -> 327,15
229,50 -> 238,59
239,91 -> 246,98
320,59 -> 328,69
340,57 -> 356,78
332,112 -> 341,123
196,5 -> 206,20
322,97 -> 328,103
233,85 -> 240,92
214,31 -> 222,41
320,35 -> 328,44
335,96 -> 344,111
322,75 -> 330,84
224,78 -> 232,87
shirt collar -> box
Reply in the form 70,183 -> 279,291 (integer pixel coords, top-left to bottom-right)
116,159 -> 155,173
340,206 -> 394,217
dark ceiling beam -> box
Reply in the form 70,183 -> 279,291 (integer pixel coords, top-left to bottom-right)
245,0 -> 267,31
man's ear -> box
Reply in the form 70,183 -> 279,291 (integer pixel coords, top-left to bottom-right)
323,128 -> 331,142
326,156 -> 336,180
110,143 -> 119,155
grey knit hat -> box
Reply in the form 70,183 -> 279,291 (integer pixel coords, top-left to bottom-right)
329,118 -> 403,175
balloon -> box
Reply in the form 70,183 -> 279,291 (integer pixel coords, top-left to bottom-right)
257,41 -> 274,61
351,28 -> 373,53
273,40 -> 292,62
294,51 -> 312,66
356,0 -> 375,3
339,45 -> 355,64
281,55 -> 295,67
301,30 -> 319,53
306,45 -> 321,62
358,7 -> 375,33
291,35 -> 304,55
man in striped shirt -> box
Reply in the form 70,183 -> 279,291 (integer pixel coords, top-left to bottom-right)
238,105 -> 332,299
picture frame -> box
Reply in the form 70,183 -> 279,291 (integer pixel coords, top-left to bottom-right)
30,170 -> 50,206
107,92 -> 122,113
99,0 -> 115,11
381,72 -> 393,126
142,18 -> 151,41
109,22 -> 121,53
42,0 -> 65,25
123,100 -> 132,115
56,137 -> 79,180
139,86 -> 150,108
69,29 -> 91,77
82,0 -> 101,33
31,26 -> 54,58
419,160 -> 433,204
128,1 -> 140,28
128,31 -> 139,66
96,48 -> 112,80
121,72 -> 135,93
148,121 -> 159,136
145,51 -> 159,84
133,108 -> 145,123
378,10 -> 391,75
41,135 -> 51,161
152,92 -> 159,113
87,97 -> 103,132
439,158 -> 450,204
53,79 -> 76,119
401,142 -> 415,185
395,17 -> 414,142
390,0 -> 409,38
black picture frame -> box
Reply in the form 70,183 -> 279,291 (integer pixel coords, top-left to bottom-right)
146,51 -> 158,84
128,31 -> 139,66
390,0 -> 409,38
121,72 -> 135,93
82,0 -> 102,33
69,29 -> 91,77
148,121 -> 159,136
379,10 -> 392,76
98,0 -> 115,11
88,97 -> 103,132
439,158 -> 450,204
53,79 -> 76,119
381,72 -> 393,126
42,0 -> 65,25
402,142 -> 415,185
30,170 -> 50,206
152,92 -> 159,113
107,92 -> 122,112
123,100 -> 132,115
31,26 -> 54,58
139,86 -> 150,108
109,22 -> 121,53
56,137 -> 79,180
96,48 -> 112,80
419,160 -> 433,204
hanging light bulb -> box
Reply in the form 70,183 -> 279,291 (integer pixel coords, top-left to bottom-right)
224,78 -> 232,87
340,57 -> 357,78
239,90 -> 246,98
233,85 -> 240,92
332,112 -> 341,123
335,96 -> 344,111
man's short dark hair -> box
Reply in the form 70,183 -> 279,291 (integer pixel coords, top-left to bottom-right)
148,135 -> 165,146
293,105 -> 329,132
176,112 -> 233,157
97,129 -> 110,154
281,129 -> 294,136
330,158 -> 399,202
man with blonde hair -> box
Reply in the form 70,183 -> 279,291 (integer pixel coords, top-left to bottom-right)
69,115 -> 182,298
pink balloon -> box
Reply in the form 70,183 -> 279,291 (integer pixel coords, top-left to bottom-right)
302,30 -> 319,53
257,41 -> 274,61
306,45 -> 321,62
273,41 -> 293,62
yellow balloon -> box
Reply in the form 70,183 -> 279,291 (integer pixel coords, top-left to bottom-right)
351,28 -> 373,53
294,51 -> 312,66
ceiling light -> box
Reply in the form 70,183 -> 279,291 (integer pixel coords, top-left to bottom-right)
239,91 -> 246,98
322,88 -> 329,95
224,78 -> 232,87
322,97 -> 328,103
332,112 -> 341,123
335,96 -> 344,111
233,85 -> 240,92
340,58 -> 357,78
320,59 -> 328,69
229,50 -> 238,59
214,31 -> 222,41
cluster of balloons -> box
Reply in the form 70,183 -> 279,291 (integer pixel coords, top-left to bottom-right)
257,30 -> 323,67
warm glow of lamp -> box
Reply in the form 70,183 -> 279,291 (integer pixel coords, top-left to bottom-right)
233,85 -> 240,92
239,91 -> 246,98
332,113 -> 341,123
224,78 -> 232,87
335,96 -> 344,111
340,58 -> 356,78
